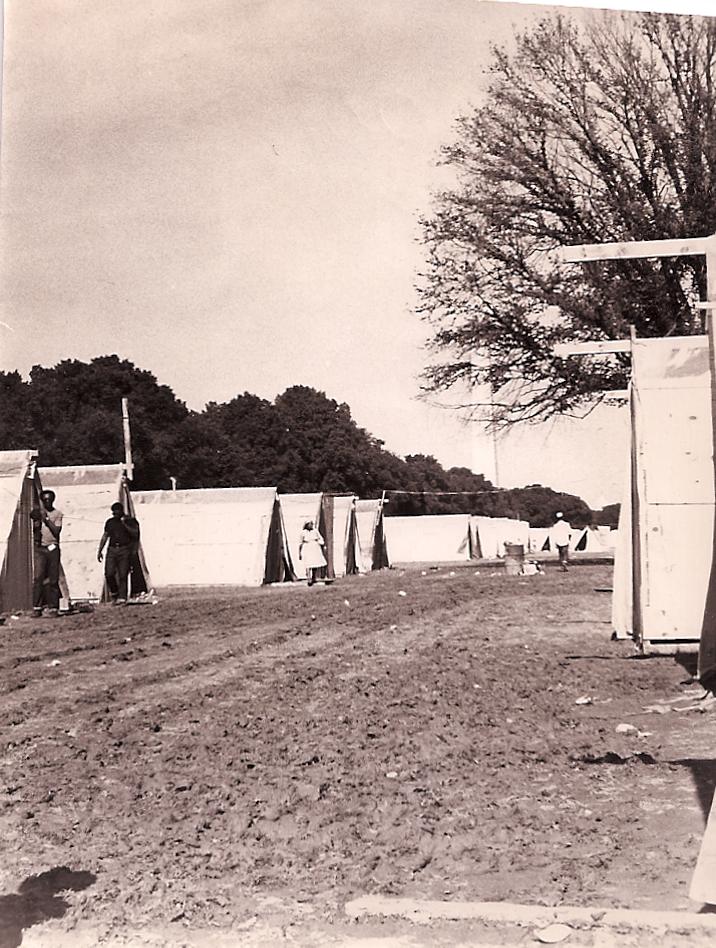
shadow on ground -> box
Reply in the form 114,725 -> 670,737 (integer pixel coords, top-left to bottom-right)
0,867 -> 96,948
671,759 -> 716,823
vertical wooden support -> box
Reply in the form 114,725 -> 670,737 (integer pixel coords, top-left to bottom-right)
121,398 -> 134,482
697,247 -> 716,688
690,244 -> 716,905
627,326 -> 644,648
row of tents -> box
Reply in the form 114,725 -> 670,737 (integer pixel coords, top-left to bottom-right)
0,451 -> 616,611
381,514 -> 614,563
0,450 -> 393,612
133,488 -> 389,587
0,449 -> 616,614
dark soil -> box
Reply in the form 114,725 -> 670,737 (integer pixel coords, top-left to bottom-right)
0,563 -> 712,941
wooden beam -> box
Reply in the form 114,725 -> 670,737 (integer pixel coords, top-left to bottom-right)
553,340 -> 631,357
691,789 -> 716,903
557,234 -> 716,264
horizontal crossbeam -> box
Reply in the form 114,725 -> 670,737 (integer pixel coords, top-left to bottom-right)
554,340 -> 631,357
557,234 -> 716,263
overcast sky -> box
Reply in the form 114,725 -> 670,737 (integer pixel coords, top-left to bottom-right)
1,0 -> 711,506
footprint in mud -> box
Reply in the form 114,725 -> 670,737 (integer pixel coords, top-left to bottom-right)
0,866 -> 96,948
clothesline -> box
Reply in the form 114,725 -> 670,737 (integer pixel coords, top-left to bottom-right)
380,485 -> 550,498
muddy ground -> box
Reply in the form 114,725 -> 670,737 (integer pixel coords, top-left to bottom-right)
0,562 -> 714,945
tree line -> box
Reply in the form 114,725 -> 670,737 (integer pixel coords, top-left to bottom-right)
0,355 -> 611,527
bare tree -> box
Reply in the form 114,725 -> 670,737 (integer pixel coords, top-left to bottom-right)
417,12 -> 716,425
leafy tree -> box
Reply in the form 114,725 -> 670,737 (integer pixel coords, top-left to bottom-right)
21,356 -> 188,488
498,485 -> 593,528
385,459 -> 494,515
0,357 -> 597,520
200,394 -> 290,488
273,385 -> 398,495
593,502 -> 621,528
0,372 -> 34,451
417,12 -> 716,425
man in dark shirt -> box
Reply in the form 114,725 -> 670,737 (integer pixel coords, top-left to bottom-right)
97,502 -> 139,604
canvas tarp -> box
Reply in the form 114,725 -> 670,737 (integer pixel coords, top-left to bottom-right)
611,336 -> 714,647
573,526 -> 615,553
384,514 -> 472,564
528,528 -> 552,553
0,450 -> 40,613
355,499 -> 389,572
132,487 -> 284,587
39,464 -> 150,602
471,517 -> 530,559
322,494 -> 359,578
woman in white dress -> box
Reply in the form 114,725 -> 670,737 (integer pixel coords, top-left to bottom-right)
298,520 -> 326,585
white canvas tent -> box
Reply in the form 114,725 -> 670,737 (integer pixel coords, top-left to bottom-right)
354,499 -> 389,572
384,514 -> 472,564
321,494 -> 359,578
528,528 -> 552,553
39,463 -> 150,602
0,450 -> 40,613
132,487 -> 285,587
612,336 -> 714,649
572,526 -> 615,554
471,516 -> 530,559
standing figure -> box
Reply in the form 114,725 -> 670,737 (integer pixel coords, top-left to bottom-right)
298,520 -> 326,586
97,502 -> 139,605
31,489 -> 63,617
551,511 -> 572,572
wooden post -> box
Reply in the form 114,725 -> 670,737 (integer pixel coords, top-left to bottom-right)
121,398 -> 134,482
628,326 -> 643,649
689,244 -> 716,905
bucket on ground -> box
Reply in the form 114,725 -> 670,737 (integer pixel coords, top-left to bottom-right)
504,543 -> 525,576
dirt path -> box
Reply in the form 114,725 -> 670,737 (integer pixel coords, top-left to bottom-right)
0,564 -> 713,945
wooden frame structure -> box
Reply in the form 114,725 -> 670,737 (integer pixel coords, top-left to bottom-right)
557,232 -> 716,905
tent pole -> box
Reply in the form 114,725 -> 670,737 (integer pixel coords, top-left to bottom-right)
121,398 -> 134,482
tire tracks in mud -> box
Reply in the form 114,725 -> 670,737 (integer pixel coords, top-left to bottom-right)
0,586 -> 478,738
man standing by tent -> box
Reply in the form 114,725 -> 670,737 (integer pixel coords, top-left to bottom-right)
31,489 -> 63,617
551,512 -> 572,572
97,502 -> 139,604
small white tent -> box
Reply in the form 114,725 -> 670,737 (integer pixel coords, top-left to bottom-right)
132,487 -> 284,587
572,526 -> 615,553
384,514 -> 472,564
39,464 -> 150,602
471,516 -> 530,559
528,528 -> 552,553
355,499 -> 389,572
